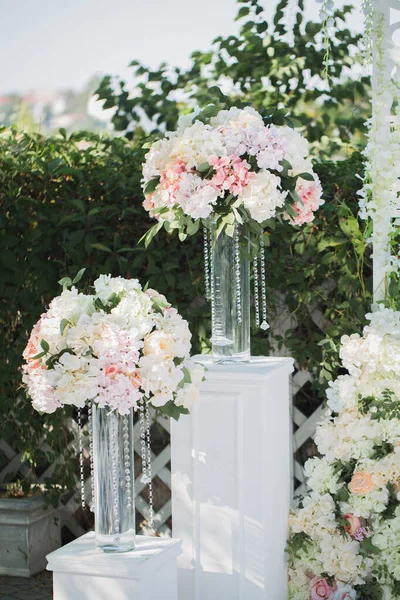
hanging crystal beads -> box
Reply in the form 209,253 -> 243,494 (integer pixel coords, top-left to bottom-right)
139,398 -> 154,531
77,408 -> 86,510
253,254 -> 260,328
234,224 -> 242,325
122,416 -> 132,512
203,226 -> 211,299
110,412 -> 120,542
259,229 -> 270,331
144,401 -> 154,530
88,401 -> 95,513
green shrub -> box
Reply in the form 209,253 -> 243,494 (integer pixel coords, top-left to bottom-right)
0,126 -> 370,499
0,127 -> 208,502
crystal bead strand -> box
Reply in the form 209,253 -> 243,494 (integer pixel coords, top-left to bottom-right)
210,225 -> 216,337
139,400 -> 148,485
87,402 -> 95,513
122,416 -> 132,511
234,224 -> 242,324
144,400 -> 154,530
203,226 -> 211,299
259,229 -> 270,331
253,254 -> 260,328
77,408 -> 86,510
110,412 -> 120,542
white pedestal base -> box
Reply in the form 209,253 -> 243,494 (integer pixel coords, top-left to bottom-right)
171,355 -> 293,600
46,533 -> 182,600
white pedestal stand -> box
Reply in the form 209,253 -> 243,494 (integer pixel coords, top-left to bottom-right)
171,355 -> 293,600
46,533 -> 182,600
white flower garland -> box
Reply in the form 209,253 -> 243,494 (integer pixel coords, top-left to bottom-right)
359,2 -> 400,300
288,307 -> 400,599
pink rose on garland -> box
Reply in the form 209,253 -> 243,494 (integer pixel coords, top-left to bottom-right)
342,513 -> 361,537
310,576 -> 337,600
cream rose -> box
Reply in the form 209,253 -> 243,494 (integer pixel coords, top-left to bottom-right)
143,331 -> 176,360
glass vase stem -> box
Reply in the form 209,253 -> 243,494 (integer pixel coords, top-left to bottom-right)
211,224 -> 250,363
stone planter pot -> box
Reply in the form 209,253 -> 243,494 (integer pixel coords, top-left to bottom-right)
0,496 -> 61,577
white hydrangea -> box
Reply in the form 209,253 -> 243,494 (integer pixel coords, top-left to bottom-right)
239,169 -> 287,222
315,412 -> 383,462
176,173 -> 218,219
304,456 -> 344,495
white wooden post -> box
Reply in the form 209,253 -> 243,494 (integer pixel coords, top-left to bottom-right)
171,355 -> 294,600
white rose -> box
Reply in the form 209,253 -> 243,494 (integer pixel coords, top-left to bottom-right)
151,391 -> 172,407
175,384 -> 200,410
143,331 -> 176,360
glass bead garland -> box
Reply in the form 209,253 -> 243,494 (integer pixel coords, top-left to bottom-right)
234,224 -> 242,324
259,230 -> 270,331
203,226 -> 211,299
88,402 -> 95,513
139,398 -> 154,531
77,408 -> 86,510
110,412 -> 120,542
122,416 -> 132,511
253,254 -> 260,328
145,401 -> 154,530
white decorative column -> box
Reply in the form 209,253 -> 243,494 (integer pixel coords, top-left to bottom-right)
171,355 -> 294,600
47,533 -> 182,600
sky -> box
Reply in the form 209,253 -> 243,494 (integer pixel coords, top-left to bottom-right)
0,0 -> 363,95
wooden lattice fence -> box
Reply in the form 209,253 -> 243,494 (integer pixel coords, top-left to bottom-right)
0,372 -> 321,539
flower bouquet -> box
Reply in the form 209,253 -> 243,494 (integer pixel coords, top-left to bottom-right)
141,105 -> 324,361
23,273 -> 205,551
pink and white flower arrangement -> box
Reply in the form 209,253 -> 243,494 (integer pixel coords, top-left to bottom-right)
23,275 -> 205,418
141,106 -> 324,241
288,307 -> 400,600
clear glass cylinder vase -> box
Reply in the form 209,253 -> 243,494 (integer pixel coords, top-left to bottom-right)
211,224 -> 251,363
92,405 -> 135,552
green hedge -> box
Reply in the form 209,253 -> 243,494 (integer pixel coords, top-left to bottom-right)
0,127 -> 370,499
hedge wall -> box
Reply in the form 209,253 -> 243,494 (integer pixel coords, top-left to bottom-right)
0,126 -> 370,499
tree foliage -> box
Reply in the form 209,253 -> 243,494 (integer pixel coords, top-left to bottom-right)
96,0 -> 370,155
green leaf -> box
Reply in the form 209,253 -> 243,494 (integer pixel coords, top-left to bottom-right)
40,340 -> 50,353
70,199 -> 86,214
58,277 -> 72,290
144,177 -> 161,195
197,162 -> 211,173
60,319 -> 70,335
89,243 -> 113,253
72,268 -> 86,284
31,351 -> 46,360
236,6 -> 250,20
297,172 -> 314,181
182,366 -> 192,384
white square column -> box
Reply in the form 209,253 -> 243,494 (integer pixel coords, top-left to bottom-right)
171,356 -> 293,600
47,533 -> 182,600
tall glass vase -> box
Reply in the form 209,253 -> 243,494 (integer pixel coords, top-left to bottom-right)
92,405 -> 135,552
211,224 -> 251,363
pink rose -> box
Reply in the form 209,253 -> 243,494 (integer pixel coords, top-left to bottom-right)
342,513 -> 361,537
310,576 -> 337,600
